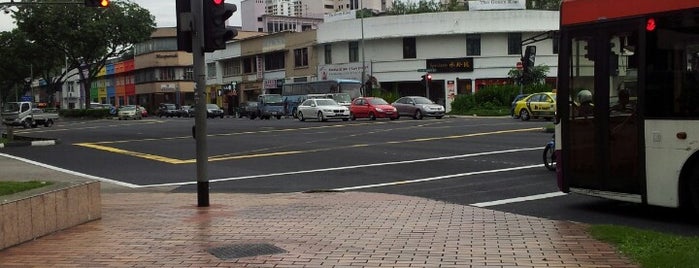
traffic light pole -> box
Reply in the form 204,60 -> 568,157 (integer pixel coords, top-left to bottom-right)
191,0 -> 209,207
425,73 -> 430,100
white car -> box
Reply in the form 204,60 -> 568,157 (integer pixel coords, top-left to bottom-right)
297,98 -> 350,122
117,106 -> 142,120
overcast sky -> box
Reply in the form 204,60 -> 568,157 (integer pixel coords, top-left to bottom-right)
0,0 -> 243,32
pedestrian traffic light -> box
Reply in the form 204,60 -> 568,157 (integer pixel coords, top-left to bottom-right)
203,0 -> 238,52
176,0 -> 192,52
84,0 -> 109,7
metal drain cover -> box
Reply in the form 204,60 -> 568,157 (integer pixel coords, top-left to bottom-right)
208,243 -> 287,260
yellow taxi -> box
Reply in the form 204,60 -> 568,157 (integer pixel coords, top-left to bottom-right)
513,92 -> 556,121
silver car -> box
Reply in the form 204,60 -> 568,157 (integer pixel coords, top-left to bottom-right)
297,98 -> 350,122
391,96 -> 445,119
117,106 -> 142,120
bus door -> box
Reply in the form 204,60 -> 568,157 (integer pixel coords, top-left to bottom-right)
565,24 -> 642,194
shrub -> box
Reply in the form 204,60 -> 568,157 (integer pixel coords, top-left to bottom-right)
369,88 -> 400,103
450,94 -> 476,114
59,109 -> 112,119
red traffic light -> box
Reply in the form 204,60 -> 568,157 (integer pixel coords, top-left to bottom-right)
426,74 -> 432,80
646,18 -> 656,32
213,0 -> 224,5
84,0 -> 109,7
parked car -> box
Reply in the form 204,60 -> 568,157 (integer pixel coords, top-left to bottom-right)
510,94 -> 528,119
117,106 -> 142,120
157,103 -> 180,117
391,96 -> 445,119
297,98 -> 350,122
179,105 -> 194,117
237,101 -> 258,119
513,92 -> 557,121
206,104 -> 224,118
349,97 -> 398,120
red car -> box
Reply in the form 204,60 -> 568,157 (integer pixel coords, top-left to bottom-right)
349,97 -> 398,120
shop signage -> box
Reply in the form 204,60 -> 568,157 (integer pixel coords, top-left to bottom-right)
426,58 -> 474,73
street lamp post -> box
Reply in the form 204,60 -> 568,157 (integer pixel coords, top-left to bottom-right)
360,0 -> 366,95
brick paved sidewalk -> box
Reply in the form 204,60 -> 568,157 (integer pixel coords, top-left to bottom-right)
0,191 -> 637,268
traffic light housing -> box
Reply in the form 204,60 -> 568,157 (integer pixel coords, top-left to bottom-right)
203,0 -> 238,52
176,0 -> 192,52
522,45 -> 536,74
420,73 -> 432,87
84,0 -> 109,7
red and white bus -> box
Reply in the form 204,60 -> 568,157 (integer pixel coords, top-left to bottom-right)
556,0 -> 699,212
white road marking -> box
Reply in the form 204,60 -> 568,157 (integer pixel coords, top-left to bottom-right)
332,164 -> 544,191
469,192 -> 568,207
138,147 -> 542,188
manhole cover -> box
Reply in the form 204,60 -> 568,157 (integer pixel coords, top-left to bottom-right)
208,243 -> 287,260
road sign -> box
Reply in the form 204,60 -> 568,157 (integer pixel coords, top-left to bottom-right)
417,68 -> 436,72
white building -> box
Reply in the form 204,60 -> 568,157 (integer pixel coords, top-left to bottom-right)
315,10 -> 559,110
242,0 -> 392,32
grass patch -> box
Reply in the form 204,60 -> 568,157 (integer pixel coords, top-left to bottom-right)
0,181 -> 53,196
589,224 -> 699,267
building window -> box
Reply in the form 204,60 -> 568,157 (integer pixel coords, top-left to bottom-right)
294,48 -> 308,67
207,63 -> 216,78
349,41 -> 359,62
242,57 -> 256,73
466,34 -> 481,56
265,51 -> 285,70
403,37 -> 416,59
324,44 -> 332,64
159,68 -> 176,81
508,33 -> 522,55
183,67 -> 193,80
222,60 -> 240,77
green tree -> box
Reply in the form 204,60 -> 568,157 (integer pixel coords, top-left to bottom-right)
508,65 -> 551,86
0,30 -> 37,103
12,0 -> 155,108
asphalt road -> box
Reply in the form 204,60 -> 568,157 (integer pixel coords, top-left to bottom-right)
3,115 -> 699,236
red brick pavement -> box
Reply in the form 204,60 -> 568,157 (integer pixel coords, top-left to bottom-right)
0,192 -> 638,267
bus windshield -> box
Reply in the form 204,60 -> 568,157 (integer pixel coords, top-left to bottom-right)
333,93 -> 352,103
